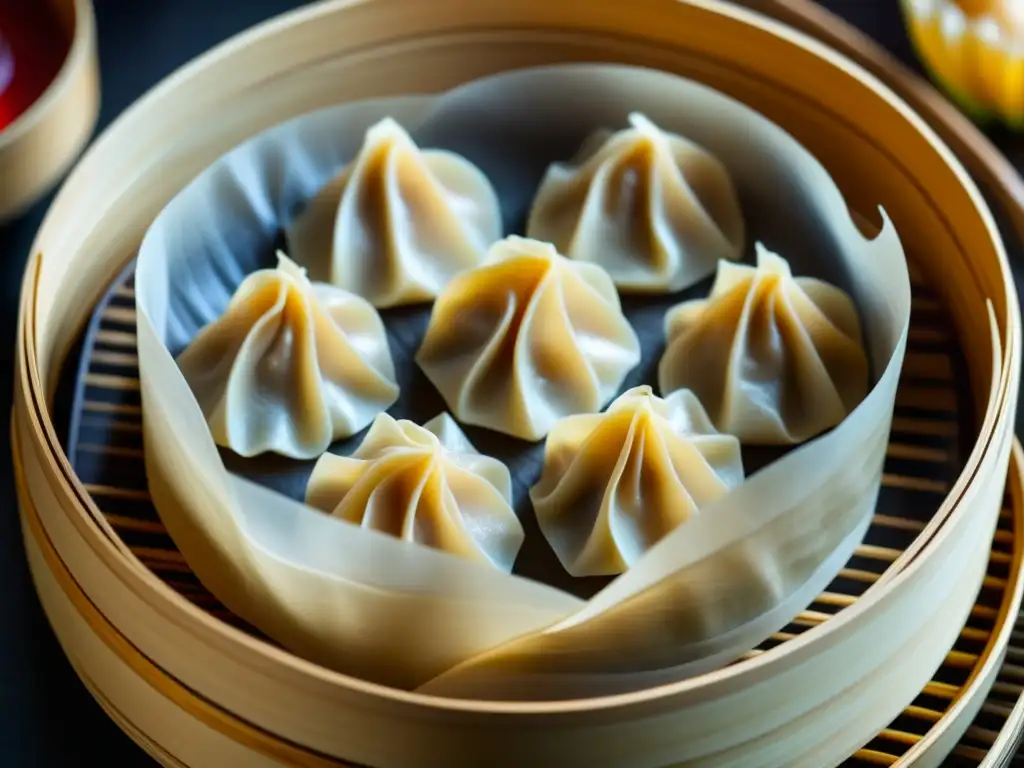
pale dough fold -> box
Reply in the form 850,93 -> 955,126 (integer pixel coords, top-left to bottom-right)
530,386 -> 744,577
176,252 -> 399,459
416,236 -> 642,442
286,117 -> 502,308
306,413 -> 525,571
526,112 -> 745,293
658,244 -> 869,445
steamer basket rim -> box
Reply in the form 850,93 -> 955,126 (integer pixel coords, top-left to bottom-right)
897,440 -> 1024,761
16,0 -> 1021,714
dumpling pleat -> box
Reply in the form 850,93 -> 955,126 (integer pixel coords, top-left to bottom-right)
177,253 -> 399,459
724,278 -> 791,440
666,143 -> 746,259
229,281 -> 329,457
535,413 -> 632,576
774,287 -> 849,440
442,463 -> 523,571
287,117 -> 501,308
659,289 -> 747,427
789,280 -> 871,412
526,113 -> 745,293
658,244 -> 869,444
532,387 -> 744,577
519,272 -> 600,432
305,414 -> 524,571
418,237 -> 640,441
183,277 -> 285,433
459,291 -> 528,433
304,452 -> 365,514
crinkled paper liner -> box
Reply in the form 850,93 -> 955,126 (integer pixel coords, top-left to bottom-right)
134,64 -> 910,700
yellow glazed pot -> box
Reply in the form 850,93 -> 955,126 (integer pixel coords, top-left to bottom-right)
902,0 -> 1024,128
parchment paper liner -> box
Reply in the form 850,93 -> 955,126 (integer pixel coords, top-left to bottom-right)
135,64 -> 910,700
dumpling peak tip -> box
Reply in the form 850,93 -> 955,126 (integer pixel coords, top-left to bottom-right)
627,112 -> 667,143
274,250 -> 308,281
754,243 -> 791,274
364,116 -> 414,145
487,235 -> 562,265
503,233 -> 553,249
378,413 -> 446,452
621,384 -> 656,400
607,386 -> 662,416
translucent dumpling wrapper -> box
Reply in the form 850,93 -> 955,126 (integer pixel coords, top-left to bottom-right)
306,413 -> 524,572
526,112 -> 745,293
286,117 -> 502,308
532,386 -> 744,577
176,252 -> 399,459
135,64 -> 911,698
658,244 -> 870,445
416,236 -> 642,441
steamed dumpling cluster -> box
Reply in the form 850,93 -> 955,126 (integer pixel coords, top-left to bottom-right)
416,236 -> 642,441
176,253 -> 399,460
306,413 -> 524,571
532,386 -> 744,577
527,112 -> 745,293
177,113 -> 871,576
286,117 -> 502,308
658,244 -> 870,444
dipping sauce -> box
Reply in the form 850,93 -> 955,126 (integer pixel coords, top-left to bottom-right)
0,3 -> 70,132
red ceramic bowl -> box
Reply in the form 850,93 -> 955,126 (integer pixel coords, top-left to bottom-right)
0,0 -> 99,221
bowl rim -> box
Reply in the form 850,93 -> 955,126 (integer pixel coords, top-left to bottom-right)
0,0 -> 96,148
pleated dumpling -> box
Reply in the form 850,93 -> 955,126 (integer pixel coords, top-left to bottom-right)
531,386 -> 744,577
526,112 -> 745,293
416,236 -> 642,442
658,244 -> 870,445
305,413 -> 524,571
286,117 -> 502,308
177,252 -> 399,459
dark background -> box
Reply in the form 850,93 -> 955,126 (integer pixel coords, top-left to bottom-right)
0,1 -> 1020,764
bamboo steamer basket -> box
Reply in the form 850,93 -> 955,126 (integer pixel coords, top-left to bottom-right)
10,0 -> 1022,766
22,248 -> 1024,768
28,216 -> 1019,767
0,0 -> 99,222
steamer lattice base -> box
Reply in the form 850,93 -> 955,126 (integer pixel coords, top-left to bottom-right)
28,253 -> 1018,766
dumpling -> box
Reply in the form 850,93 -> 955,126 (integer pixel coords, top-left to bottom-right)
286,117 -> 502,308
526,112 -> 745,293
658,244 -> 870,445
531,386 -> 744,577
415,236 -> 641,441
305,413 -> 524,571
176,252 -> 399,459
